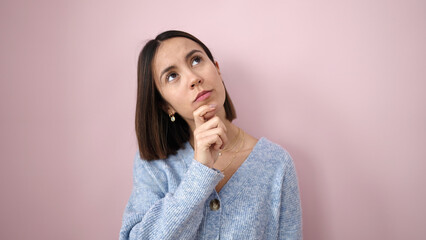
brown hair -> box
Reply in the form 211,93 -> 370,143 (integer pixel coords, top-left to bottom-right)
136,30 -> 236,160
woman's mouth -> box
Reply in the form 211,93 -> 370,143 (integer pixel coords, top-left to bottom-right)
194,90 -> 212,102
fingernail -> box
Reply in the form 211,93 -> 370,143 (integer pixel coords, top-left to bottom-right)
209,104 -> 217,108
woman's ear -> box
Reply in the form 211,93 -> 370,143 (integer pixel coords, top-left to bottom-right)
160,101 -> 175,115
166,106 -> 176,117
168,108 -> 175,116
214,61 -> 221,75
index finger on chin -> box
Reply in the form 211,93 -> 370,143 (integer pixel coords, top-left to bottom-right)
193,104 -> 217,128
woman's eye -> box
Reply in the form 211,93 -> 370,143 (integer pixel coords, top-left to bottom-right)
191,56 -> 201,66
166,73 -> 178,82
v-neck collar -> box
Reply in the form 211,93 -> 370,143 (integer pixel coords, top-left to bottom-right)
180,137 -> 265,205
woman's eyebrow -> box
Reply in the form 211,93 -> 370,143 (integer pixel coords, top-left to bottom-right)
159,49 -> 202,80
160,66 -> 175,81
185,49 -> 202,60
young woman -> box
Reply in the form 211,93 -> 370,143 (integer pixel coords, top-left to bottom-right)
120,30 -> 302,240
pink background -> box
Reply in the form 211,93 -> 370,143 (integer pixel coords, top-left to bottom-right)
1,0 -> 425,239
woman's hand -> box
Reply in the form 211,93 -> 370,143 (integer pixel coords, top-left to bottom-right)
193,104 -> 228,168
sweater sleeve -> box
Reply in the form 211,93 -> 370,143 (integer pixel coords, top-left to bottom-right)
278,154 -> 303,240
119,154 -> 224,240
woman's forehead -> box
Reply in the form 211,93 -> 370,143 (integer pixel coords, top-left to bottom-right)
155,38 -> 203,64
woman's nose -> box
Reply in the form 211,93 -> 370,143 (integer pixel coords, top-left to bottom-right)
185,68 -> 203,88
190,79 -> 202,88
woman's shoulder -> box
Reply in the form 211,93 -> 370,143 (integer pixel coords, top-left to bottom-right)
136,141 -> 192,164
251,137 -> 294,166
132,142 -> 192,181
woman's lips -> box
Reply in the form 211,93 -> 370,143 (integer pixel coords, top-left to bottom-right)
194,90 -> 212,102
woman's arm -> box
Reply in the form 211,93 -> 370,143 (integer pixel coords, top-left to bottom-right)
119,155 -> 223,240
278,155 -> 303,240
120,104 -> 227,239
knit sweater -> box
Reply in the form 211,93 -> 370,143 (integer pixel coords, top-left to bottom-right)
119,137 -> 302,240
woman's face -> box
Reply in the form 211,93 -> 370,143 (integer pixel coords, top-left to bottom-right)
153,37 -> 226,123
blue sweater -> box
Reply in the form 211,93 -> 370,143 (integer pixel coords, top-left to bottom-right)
120,137 -> 302,239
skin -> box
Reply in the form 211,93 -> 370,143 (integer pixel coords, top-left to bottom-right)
152,37 -> 241,169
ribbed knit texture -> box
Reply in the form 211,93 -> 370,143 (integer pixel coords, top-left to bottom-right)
120,137 -> 302,240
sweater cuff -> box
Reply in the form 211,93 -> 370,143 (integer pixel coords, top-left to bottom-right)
173,159 -> 224,205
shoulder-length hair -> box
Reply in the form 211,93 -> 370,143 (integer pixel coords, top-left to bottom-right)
136,30 -> 236,160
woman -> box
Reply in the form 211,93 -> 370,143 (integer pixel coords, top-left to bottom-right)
120,30 -> 302,240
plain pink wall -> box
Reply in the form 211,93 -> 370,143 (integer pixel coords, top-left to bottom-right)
1,0 -> 425,239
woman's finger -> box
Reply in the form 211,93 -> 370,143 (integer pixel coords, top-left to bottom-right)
193,104 -> 217,129
196,134 -> 223,154
193,116 -> 227,135
195,126 -> 228,149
